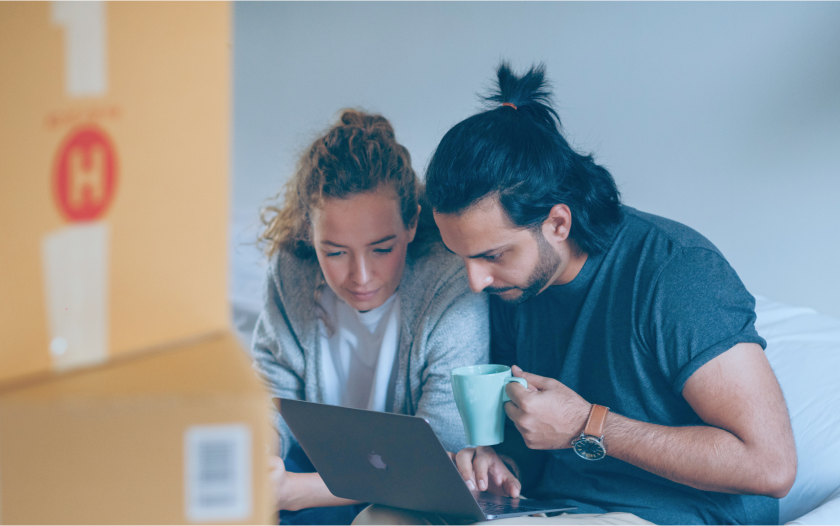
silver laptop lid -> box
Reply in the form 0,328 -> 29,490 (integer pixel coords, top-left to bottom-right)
277,398 -> 487,520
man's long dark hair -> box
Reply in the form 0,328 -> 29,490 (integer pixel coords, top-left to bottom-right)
425,63 -> 623,256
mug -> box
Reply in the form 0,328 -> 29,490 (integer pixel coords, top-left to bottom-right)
450,364 -> 528,446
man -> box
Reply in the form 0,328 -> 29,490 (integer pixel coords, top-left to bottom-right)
356,63 -> 796,525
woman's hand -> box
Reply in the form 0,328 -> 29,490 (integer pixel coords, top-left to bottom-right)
451,447 -> 522,498
268,455 -> 362,511
269,455 -> 300,511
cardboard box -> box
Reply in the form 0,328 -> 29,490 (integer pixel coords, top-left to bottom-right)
0,3 -> 273,523
0,333 -> 273,524
0,1 -> 232,380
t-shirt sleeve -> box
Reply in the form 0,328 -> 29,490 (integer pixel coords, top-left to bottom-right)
490,295 -> 518,367
647,246 -> 766,395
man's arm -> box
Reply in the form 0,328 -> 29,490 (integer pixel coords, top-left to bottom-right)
505,342 -> 797,498
604,342 -> 796,497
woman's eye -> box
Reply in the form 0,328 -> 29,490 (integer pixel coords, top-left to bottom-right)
325,251 -> 344,257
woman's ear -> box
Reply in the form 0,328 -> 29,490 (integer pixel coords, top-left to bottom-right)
407,204 -> 421,243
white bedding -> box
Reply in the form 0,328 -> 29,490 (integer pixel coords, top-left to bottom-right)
757,296 -> 840,524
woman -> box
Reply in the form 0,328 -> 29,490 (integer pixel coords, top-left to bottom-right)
251,109 -> 489,524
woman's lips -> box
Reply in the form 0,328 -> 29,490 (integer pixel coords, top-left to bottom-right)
349,288 -> 380,301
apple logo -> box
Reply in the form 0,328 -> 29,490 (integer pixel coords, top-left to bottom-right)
367,451 -> 387,470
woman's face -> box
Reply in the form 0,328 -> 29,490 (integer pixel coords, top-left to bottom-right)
311,188 -> 417,311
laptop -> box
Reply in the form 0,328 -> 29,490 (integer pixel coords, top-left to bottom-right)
275,398 -> 576,521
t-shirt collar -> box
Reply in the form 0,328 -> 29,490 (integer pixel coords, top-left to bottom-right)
548,250 -> 604,296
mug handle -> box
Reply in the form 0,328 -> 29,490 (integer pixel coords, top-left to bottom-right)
502,377 -> 528,403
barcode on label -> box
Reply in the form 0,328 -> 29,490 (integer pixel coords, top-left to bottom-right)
185,424 -> 252,522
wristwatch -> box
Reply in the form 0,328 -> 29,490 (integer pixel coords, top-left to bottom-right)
571,404 -> 609,461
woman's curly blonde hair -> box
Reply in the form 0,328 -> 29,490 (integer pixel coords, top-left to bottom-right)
260,109 -> 438,259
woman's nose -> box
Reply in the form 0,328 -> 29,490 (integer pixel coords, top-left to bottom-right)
350,255 -> 372,285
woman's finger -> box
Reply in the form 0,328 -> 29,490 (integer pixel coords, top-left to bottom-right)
472,447 -> 494,492
455,448 -> 478,491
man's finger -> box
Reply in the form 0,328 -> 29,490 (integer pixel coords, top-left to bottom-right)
512,365 -> 555,391
455,448 -> 478,491
505,382 -> 539,408
505,381 -> 531,407
505,398 -> 525,422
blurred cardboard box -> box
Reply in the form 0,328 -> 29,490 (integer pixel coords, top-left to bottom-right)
0,2 -> 272,523
0,0 -> 231,379
0,333 -> 272,524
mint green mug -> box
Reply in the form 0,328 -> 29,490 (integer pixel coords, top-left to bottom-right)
450,364 -> 528,446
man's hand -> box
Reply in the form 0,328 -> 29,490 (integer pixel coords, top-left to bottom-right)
505,365 -> 592,450
450,447 -> 522,498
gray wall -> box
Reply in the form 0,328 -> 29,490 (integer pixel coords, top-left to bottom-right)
232,2 -> 840,319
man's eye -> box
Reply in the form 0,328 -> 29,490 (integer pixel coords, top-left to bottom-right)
374,248 -> 393,254
485,253 -> 502,261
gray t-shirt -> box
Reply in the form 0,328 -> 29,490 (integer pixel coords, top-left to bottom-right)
491,206 -> 776,525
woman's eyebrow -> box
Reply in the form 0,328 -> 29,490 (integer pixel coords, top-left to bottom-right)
320,235 -> 396,248
369,235 -> 396,246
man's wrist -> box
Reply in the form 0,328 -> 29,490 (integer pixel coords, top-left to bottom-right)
579,402 -> 594,433
571,404 -> 611,461
560,401 -> 594,449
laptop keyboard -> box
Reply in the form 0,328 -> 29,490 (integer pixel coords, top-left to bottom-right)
479,501 -> 547,516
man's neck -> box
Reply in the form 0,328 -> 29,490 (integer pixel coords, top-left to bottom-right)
553,245 -> 588,286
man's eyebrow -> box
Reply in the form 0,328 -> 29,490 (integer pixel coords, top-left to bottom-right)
467,244 -> 510,259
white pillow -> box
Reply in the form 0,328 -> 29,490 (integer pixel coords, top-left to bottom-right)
755,296 -> 840,524
788,487 -> 840,525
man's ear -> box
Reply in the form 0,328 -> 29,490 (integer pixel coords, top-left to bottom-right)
542,204 -> 572,243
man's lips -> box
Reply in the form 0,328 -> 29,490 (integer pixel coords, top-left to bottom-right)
485,286 -> 518,295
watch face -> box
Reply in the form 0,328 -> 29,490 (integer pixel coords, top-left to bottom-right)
573,436 -> 606,460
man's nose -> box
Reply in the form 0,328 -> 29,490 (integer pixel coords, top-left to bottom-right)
465,260 -> 493,293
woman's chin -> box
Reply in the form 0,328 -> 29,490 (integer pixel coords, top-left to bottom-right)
342,287 -> 389,311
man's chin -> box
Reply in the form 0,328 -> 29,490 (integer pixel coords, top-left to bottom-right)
489,283 -> 548,305
490,288 -> 528,305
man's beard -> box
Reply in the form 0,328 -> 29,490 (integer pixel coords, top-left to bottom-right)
486,229 -> 562,305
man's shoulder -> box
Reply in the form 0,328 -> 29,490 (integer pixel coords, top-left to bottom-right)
605,207 -> 744,305
620,206 -> 723,257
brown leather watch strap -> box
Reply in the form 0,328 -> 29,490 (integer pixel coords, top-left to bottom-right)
583,404 -> 610,438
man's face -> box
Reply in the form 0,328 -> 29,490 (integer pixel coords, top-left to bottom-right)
434,198 -> 565,304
